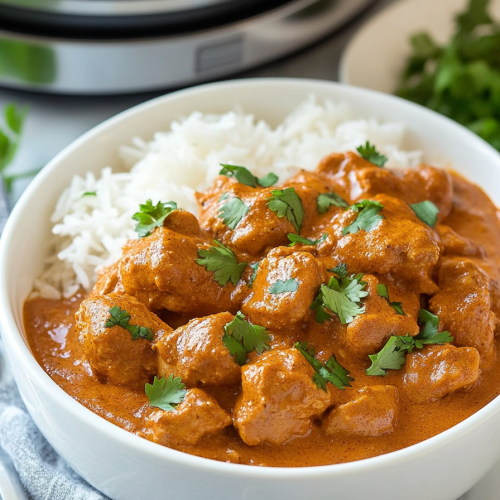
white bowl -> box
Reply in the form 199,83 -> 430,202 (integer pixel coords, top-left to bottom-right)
340,0 -> 500,92
2,78 -> 500,500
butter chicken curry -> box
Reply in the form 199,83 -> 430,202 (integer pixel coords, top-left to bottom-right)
24,146 -> 500,467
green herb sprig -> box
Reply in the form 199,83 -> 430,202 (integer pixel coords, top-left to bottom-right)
105,305 -> 154,341
132,199 -> 178,238
196,240 -> 247,286
356,142 -> 388,167
222,312 -> 271,365
410,200 -> 439,227
342,200 -> 384,235
145,375 -> 187,411
287,233 -> 327,246
317,191 -> 349,213
267,187 -> 304,233
294,342 -> 353,391
218,196 -> 249,229
366,309 -> 454,376
220,164 -> 278,188
377,283 -> 405,315
269,278 -> 299,294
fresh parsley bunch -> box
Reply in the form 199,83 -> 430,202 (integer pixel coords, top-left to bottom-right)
396,0 -> 500,150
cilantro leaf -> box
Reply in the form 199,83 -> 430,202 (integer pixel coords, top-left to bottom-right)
145,375 -> 186,411
82,191 -> 97,197
105,305 -> 153,341
317,191 -> 349,214
219,164 -> 278,188
366,309 -> 453,376
311,274 -> 368,325
414,308 -> 454,347
132,199 -> 178,238
410,200 -> 439,227
456,0 -> 492,33
223,312 -> 271,365
328,263 -> 348,279
294,341 -> 353,391
356,141 -> 388,167
196,240 -> 247,286
366,335 -> 415,376
267,187 -> 304,233
287,233 -> 327,246
377,283 -> 405,315
269,278 -> 299,294
248,262 -> 259,288
218,196 -> 249,229
342,200 -> 384,235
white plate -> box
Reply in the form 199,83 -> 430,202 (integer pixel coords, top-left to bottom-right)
339,0 -> 500,93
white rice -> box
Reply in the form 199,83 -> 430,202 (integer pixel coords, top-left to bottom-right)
34,96 -> 422,300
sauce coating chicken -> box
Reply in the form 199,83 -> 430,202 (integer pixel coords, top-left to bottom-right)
24,147 -> 500,468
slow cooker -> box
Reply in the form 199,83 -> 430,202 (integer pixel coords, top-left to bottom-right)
0,0 -> 375,94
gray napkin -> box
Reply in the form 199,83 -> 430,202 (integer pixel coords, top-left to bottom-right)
0,341 -> 108,500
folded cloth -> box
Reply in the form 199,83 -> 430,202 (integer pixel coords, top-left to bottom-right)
0,341 -> 108,500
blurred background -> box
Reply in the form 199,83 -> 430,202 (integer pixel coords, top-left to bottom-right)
0,0 -> 392,204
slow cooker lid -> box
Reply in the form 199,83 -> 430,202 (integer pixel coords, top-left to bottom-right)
0,0 -> 294,38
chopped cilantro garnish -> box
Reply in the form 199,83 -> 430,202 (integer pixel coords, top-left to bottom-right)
287,233 -> 327,246
82,191 -> 97,197
248,262 -> 259,288
219,164 -> 278,188
317,191 -> 349,214
222,312 -> 271,365
218,196 -> 249,229
105,306 -> 153,341
377,283 -> 405,315
356,141 -> 388,167
269,278 -> 299,294
132,199 -> 178,238
410,200 -> 439,227
328,263 -> 348,279
366,308 -> 454,376
267,187 -> 304,233
342,200 -> 384,235
196,240 -> 247,286
294,342 -> 353,391
145,375 -> 186,411
310,274 -> 368,325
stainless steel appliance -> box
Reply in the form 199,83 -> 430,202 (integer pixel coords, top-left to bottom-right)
0,0 -> 375,94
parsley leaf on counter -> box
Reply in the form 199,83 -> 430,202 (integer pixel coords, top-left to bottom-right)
267,187 -> 304,233
248,262 -> 259,288
294,342 -> 353,391
269,278 -> 299,294
366,309 -> 454,376
223,312 -> 271,365
328,263 -> 348,279
317,191 -> 349,213
145,375 -> 186,411
287,233 -> 327,246
410,200 -> 439,227
342,200 -> 384,235
220,164 -> 279,188
356,141 -> 388,167
196,240 -> 247,286
377,283 -> 405,315
132,199 -> 178,238
396,0 -> 500,151
218,196 -> 249,229
310,274 -> 368,325
105,306 -> 154,341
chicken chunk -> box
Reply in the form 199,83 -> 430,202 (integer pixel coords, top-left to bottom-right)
323,385 -> 399,437
155,312 -> 241,386
318,194 -> 441,294
437,224 -> 485,258
75,293 -> 171,388
429,257 -> 496,361
233,348 -> 331,446
345,275 -> 419,356
403,345 -> 480,403
118,227 -> 239,315
241,247 -> 327,330
145,388 -> 232,446
91,262 -> 123,297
